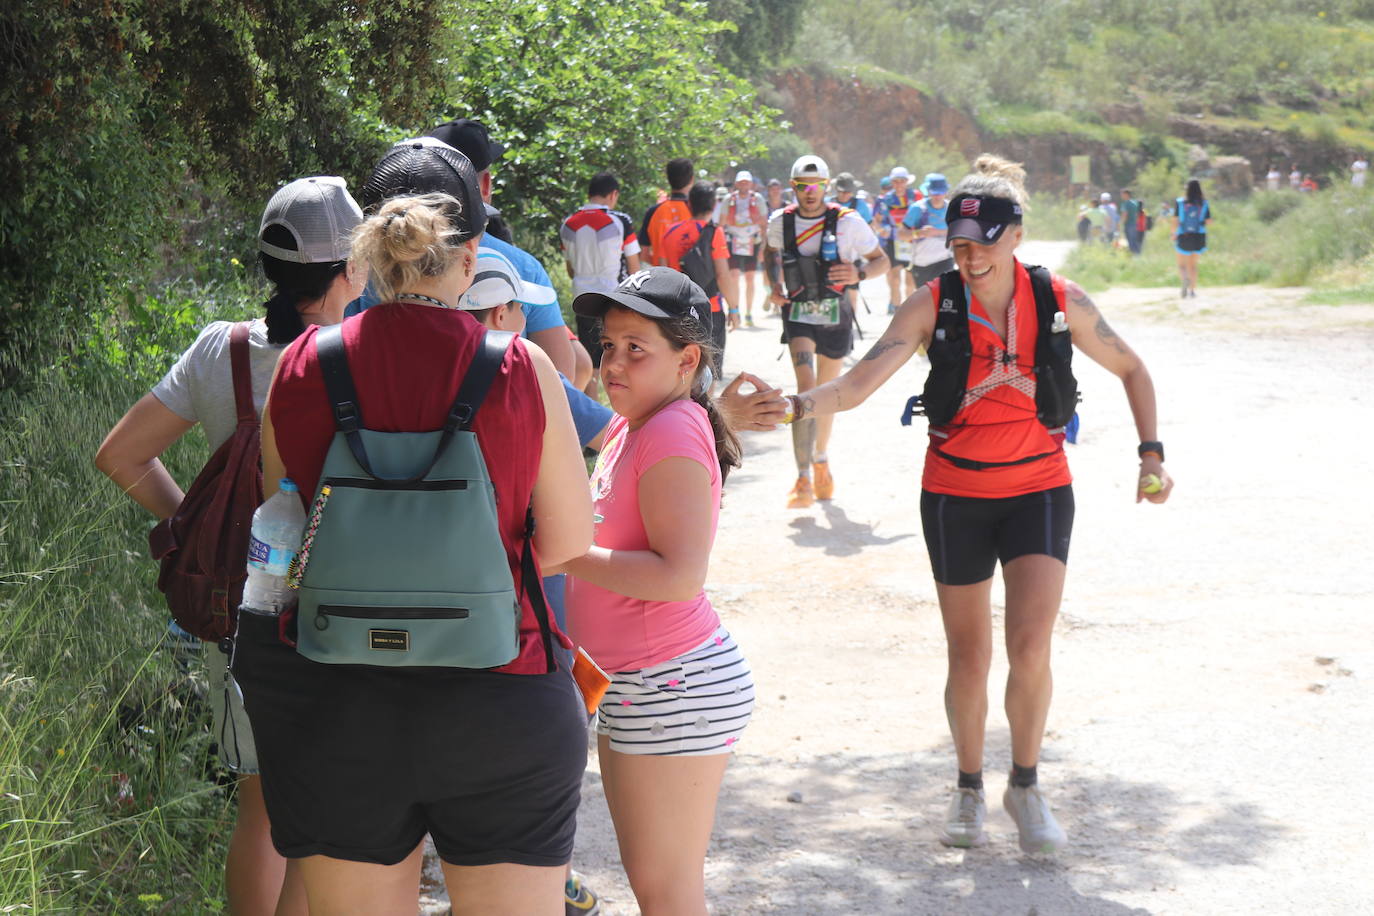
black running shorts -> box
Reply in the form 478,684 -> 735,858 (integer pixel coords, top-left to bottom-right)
920,485 -> 1075,586
231,611 -> 587,867
728,249 -> 759,271
780,302 -> 854,360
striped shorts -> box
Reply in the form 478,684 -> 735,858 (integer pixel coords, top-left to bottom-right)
596,626 -> 755,756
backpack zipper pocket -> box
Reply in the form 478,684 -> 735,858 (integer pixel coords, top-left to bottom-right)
324,477 -> 468,491
315,605 -> 470,630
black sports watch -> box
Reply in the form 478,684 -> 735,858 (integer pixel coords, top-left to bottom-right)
1138,440 -> 1165,461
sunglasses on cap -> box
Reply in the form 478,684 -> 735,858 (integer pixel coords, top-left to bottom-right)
791,178 -> 828,189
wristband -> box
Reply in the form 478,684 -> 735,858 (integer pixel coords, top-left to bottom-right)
1138,440 -> 1165,462
729,309 -> 740,315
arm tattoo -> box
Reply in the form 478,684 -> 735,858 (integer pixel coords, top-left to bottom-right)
794,351 -> 815,368
862,338 -> 906,362
1068,286 -> 1127,354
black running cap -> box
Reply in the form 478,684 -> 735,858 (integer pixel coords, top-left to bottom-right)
572,266 -> 710,330
946,194 -> 1023,246
361,141 -> 487,241
428,118 -> 506,173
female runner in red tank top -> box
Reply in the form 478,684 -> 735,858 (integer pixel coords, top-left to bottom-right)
780,155 -> 1174,855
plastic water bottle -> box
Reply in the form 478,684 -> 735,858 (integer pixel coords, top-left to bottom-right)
241,479 -> 306,615
820,228 -> 838,263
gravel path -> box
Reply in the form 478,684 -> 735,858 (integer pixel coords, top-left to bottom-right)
429,242 -> 1374,914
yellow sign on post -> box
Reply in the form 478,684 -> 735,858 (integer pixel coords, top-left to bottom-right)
1070,155 -> 1091,186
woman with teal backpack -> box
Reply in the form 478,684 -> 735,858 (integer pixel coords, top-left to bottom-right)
1172,179 -> 1212,298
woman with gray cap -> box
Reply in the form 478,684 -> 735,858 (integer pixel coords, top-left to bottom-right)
96,176 -> 366,914
778,154 -> 1173,856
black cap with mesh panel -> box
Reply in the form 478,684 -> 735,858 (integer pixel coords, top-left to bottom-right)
360,141 -> 487,242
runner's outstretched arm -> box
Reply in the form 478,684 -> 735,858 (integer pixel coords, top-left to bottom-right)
789,283 -> 933,421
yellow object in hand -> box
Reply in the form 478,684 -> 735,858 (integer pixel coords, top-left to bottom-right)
1140,473 -> 1163,495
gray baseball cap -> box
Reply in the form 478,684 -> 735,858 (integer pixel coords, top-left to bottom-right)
258,176 -> 363,263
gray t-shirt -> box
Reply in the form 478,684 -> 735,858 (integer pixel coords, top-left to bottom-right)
152,319 -> 283,450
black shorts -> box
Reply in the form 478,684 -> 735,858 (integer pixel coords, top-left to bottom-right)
728,249 -> 759,271
1175,232 -> 1207,254
781,301 -> 854,360
910,257 -> 956,288
231,611 -> 587,867
709,308 -> 727,377
920,485 -> 1075,586
575,314 -> 602,367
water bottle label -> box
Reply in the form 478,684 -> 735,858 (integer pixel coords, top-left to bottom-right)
247,535 -> 296,576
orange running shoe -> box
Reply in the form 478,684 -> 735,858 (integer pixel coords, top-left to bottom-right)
786,476 -> 814,509
812,460 -> 834,500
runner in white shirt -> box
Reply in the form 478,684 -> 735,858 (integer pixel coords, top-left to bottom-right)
560,171 -> 642,373
714,170 -> 768,326
763,154 -> 888,508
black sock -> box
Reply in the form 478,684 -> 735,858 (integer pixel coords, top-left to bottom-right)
957,769 -> 983,791
1010,763 -> 1038,788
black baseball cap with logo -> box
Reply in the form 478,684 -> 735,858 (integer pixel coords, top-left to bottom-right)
360,140 -> 487,242
572,266 -> 710,330
946,194 -> 1024,246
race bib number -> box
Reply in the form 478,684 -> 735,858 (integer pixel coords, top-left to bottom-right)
790,298 -> 842,326
730,233 -> 755,256
894,237 -> 915,262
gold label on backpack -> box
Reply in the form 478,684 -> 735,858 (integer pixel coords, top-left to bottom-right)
368,629 -> 410,651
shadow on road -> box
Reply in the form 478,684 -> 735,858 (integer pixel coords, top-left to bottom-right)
573,742 -> 1286,915
785,502 -> 918,557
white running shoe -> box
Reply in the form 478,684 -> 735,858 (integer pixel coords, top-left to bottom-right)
1003,783 -> 1067,854
938,787 -> 988,847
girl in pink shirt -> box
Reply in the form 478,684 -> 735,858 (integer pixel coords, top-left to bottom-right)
565,267 -> 755,914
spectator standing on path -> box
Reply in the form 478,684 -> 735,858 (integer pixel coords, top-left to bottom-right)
564,267 -> 755,916
1119,188 -> 1144,255
640,158 -> 695,267
880,166 -> 922,313
1083,197 -> 1105,242
901,172 -> 955,288
1172,178 -> 1212,298
95,176 -> 367,916
1098,192 -> 1118,245
764,154 -> 888,509
1353,155 -> 1369,188
428,119 -> 580,380
1266,163 -> 1282,191
779,153 -> 1173,856
561,170 -> 643,380
661,181 -> 739,377
714,170 -> 768,327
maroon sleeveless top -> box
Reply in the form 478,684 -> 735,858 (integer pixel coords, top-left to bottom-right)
270,303 -> 568,674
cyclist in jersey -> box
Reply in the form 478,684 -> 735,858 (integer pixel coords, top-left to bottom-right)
561,170 -> 643,377
779,154 -> 1173,855
763,154 -> 888,508
880,166 -> 922,314
1171,179 -> 1212,298
640,158 -> 695,267
900,172 -> 954,289
715,170 -> 768,327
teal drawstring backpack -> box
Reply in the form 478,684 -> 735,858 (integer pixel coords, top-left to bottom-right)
291,324 -> 556,670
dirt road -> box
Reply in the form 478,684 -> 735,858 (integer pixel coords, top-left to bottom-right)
434,242 -> 1374,914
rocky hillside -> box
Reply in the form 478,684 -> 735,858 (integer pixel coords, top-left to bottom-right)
770,67 -> 1367,196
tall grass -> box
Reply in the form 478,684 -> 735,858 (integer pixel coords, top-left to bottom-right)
1060,186 -> 1374,297
1,282 -> 256,913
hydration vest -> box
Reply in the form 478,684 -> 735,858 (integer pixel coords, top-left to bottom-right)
1176,198 -> 1207,234
920,265 -> 1078,442
780,203 -> 845,304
